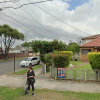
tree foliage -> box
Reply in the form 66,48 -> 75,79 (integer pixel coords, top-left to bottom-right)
0,24 -> 24,59
67,42 -> 80,53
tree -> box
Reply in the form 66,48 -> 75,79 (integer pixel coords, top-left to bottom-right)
31,40 -> 42,53
67,42 -> 80,54
21,42 -> 30,47
0,24 -> 24,60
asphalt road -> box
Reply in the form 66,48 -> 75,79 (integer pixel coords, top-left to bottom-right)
0,59 -> 25,76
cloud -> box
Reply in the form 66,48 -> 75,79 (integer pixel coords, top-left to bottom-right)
0,0 -> 100,47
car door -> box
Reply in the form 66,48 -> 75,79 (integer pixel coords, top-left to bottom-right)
31,57 -> 38,65
31,58 -> 36,65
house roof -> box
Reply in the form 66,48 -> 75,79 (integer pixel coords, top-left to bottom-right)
82,34 -> 100,40
80,37 -> 100,48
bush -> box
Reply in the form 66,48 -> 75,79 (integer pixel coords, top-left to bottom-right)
40,54 -> 45,63
45,53 -> 52,71
53,51 -> 72,65
53,51 -> 72,60
52,53 -> 70,68
88,52 -> 100,69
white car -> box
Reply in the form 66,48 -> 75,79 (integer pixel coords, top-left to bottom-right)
20,57 -> 40,67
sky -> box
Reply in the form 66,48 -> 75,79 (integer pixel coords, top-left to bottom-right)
0,0 -> 99,47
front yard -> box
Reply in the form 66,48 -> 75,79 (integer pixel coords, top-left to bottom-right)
0,87 -> 100,100
9,64 -> 42,75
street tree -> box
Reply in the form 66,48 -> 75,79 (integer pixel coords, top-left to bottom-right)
0,24 -> 24,60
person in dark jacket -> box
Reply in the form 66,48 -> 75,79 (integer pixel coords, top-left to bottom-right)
27,65 -> 35,96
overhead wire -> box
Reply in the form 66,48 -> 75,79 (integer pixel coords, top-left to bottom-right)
2,0 -> 53,9
33,3 -> 91,36
1,0 -> 91,37
0,12 -> 45,38
0,0 -> 88,41
17,0 -> 57,39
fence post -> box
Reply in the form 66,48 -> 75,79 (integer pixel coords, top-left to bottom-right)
55,68 -> 57,80
85,69 -> 87,82
45,64 -> 46,74
50,66 -> 51,77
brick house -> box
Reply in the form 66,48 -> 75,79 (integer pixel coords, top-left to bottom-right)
80,34 -> 100,61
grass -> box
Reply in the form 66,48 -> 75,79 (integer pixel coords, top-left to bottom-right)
75,63 -> 92,70
66,64 -> 96,80
70,61 -> 83,66
0,87 -> 100,100
9,64 -> 42,75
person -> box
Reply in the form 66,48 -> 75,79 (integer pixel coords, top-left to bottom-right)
27,65 -> 35,96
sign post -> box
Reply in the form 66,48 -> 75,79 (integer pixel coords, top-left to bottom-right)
14,52 -> 15,73
13,50 -> 20,73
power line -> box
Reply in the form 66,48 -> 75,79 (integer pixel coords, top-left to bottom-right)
2,0 -> 53,9
1,0 -> 91,36
0,0 -> 20,3
0,12 -> 45,38
17,0 -> 57,38
33,3 -> 91,35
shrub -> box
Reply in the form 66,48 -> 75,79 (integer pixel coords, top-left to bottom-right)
40,54 -> 45,63
45,53 -> 52,71
53,51 -> 72,65
52,53 -> 70,68
88,52 -> 100,69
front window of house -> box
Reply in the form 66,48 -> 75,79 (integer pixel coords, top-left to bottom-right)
82,49 -> 91,55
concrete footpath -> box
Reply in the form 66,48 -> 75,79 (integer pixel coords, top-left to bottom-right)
0,68 -> 100,93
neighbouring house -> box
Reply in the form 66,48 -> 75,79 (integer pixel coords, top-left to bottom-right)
10,46 -> 33,56
80,34 -> 100,61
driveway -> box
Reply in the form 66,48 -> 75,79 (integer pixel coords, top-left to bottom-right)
0,68 -> 100,93
0,59 -> 25,75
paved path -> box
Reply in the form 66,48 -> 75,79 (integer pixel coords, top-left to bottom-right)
0,68 -> 100,93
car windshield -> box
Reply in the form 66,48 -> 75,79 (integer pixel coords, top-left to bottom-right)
24,58 -> 32,61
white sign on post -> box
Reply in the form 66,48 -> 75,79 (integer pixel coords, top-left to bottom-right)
14,50 -> 20,53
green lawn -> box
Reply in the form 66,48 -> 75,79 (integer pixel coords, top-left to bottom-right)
70,61 -> 83,66
66,63 -> 96,80
9,64 -> 42,75
75,63 -> 92,70
0,87 -> 100,100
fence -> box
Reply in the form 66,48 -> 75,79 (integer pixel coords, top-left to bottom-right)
50,66 -> 100,82
0,53 -> 29,60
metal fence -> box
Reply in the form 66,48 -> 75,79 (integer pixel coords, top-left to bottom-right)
50,66 -> 100,82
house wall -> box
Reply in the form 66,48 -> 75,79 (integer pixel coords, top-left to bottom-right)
80,48 -> 94,62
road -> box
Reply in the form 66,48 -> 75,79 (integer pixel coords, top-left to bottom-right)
0,59 -> 25,76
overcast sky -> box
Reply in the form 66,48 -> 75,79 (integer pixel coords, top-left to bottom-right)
0,0 -> 99,47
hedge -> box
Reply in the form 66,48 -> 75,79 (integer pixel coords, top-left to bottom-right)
53,51 -> 72,63
52,53 -> 70,68
40,54 -> 45,63
88,52 -> 100,69
45,53 -> 52,71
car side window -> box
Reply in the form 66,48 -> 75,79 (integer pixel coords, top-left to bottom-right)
32,57 -> 38,60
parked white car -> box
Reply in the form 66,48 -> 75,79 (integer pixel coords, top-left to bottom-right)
20,57 -> 40,67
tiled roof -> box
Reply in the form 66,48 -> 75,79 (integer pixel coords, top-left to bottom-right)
80,37 -> 100,47
82,34 -> 100,40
